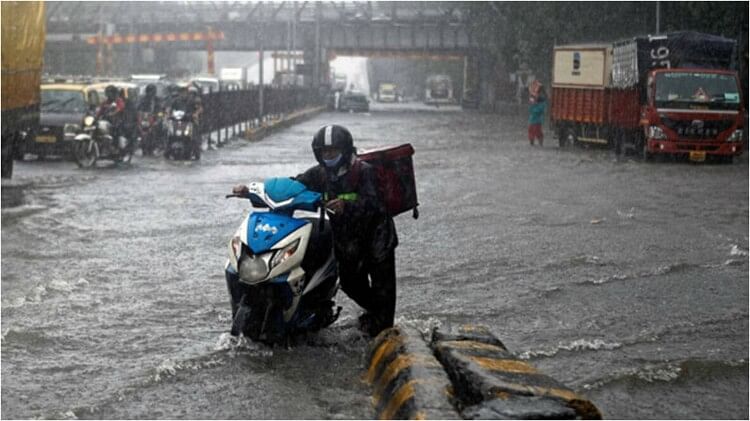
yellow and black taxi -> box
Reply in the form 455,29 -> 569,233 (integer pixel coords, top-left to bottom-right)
30,83 -> 100,159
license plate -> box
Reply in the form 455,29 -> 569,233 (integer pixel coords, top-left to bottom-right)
689,151 -> 706,162
36,135 -> 57,144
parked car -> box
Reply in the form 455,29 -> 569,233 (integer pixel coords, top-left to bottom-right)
26,83 -> 100,159
339,91 -> 370,112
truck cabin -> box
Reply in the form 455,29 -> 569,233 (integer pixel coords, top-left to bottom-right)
648,69 -> 742,112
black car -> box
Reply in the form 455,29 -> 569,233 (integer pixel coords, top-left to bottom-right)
339,91 -> 370,112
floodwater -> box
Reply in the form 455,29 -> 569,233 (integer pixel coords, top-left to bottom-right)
2,105 -> 748,419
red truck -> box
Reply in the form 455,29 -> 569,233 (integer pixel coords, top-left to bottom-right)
551,32 -> 745,162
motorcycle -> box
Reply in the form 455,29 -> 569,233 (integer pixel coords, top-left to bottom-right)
71,110 -> 133,168
224,177 -> 341,344
165,109 -> 199,160
137,110 -> 165,156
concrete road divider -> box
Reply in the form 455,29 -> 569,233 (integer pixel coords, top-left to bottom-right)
365,324 -> 602,419
365,326 -> 460,420
431,324 -> 602,419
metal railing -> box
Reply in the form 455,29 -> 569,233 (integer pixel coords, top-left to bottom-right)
200,86 -> 321,141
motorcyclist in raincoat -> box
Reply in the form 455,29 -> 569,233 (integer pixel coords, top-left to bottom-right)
233,125 -> 398,337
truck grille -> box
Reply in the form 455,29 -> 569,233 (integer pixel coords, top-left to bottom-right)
661,118 -> 734,140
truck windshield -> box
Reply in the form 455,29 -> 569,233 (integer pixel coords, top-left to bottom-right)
655,72 -> 740,111
41,90 -> 87,113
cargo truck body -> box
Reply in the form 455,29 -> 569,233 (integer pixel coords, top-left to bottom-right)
1,1 -> 46,177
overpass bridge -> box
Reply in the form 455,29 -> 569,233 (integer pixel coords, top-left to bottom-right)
45,1 -> 498,107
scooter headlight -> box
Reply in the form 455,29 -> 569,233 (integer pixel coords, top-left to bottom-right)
83,116 -> 95,127
270,239 -> 300,269
239,254 -> 270,284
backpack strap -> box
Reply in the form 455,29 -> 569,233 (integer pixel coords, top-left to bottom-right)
348,157 -> 362,189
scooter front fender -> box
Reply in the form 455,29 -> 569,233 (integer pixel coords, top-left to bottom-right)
74,134 -> 92,142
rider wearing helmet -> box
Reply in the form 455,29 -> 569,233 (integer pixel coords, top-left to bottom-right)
233,125 -> 398,337
169,84 -> 203,160
97,84 -> 127,138
97,85 -> 126,120
137,84 -> 161,114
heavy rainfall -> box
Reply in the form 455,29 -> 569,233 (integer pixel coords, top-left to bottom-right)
1,1 -> 748,419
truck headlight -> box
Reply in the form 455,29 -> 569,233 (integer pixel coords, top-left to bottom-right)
727,129 -> 743,143
270,239 -> 300,269
649,126 -> 666,140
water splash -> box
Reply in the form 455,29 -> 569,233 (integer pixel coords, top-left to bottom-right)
519,338 -> 623,359
729,244 -> 748,257
616,207 -> 636,219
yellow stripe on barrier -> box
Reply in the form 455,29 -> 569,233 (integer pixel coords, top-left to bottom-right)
495,391 -> 512,400
366,335 -> 404,384
529,385 -> 581,402
492,382 -> 582,402
438,340 -> 507,353
470,356 -> 539,374
461,324 -> 485,332
372,354 -> 442,405
379,379 -> 418,420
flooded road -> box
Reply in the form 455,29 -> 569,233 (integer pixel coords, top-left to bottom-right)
2,107 -> 748,419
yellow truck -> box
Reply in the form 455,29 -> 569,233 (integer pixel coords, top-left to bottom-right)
1,1 -> 46,178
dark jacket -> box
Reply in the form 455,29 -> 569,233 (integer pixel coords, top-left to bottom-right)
137,95 -> 162,113
296,160 -> 398,263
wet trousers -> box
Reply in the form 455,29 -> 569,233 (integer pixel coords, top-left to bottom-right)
338,250 -> 396,336
528,123 -> 544,145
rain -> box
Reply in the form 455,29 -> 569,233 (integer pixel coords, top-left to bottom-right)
1,2 -> 748,419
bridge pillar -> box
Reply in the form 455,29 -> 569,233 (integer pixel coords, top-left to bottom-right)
478,53 -> 497,112
462,54 -> 480,109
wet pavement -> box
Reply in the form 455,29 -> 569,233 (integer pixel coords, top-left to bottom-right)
2,105 -> 748,419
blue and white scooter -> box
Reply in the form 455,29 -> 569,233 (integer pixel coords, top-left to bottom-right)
224,177 -> 340,344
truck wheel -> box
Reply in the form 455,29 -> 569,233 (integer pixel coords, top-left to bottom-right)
1,140 -> 13,179
561,127 -> 577,148
718,155 -> 734,164
12,136 -> 26,161
612,131 -> 624,157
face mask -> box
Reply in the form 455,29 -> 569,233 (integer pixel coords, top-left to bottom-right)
323,154 -> 342,168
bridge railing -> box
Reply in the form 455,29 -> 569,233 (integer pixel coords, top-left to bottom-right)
200,86 -> 321,138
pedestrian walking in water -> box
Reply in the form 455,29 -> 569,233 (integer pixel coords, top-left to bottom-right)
528,82 -> 547,146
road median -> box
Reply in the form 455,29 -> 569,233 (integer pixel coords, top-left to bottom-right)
365,324 -> 602,420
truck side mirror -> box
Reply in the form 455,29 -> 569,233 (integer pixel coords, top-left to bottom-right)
647,74 -> 654,103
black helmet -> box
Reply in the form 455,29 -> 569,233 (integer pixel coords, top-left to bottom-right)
145,84 -> 157,96
312,125 -> 355,171
105,85 -> 118,100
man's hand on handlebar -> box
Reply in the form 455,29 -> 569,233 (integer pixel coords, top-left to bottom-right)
232,184 -> 249,195
326,198 -> 345,215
